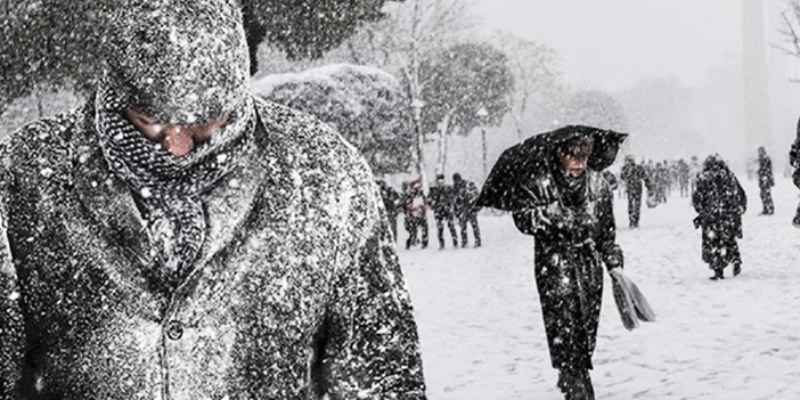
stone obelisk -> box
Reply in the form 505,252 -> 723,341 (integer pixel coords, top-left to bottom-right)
742,0 -> 772,153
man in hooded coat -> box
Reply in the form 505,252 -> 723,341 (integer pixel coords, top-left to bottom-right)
756,147 -> 774,215
511,135 -> 624,400
620,155 -> 646,228
692,155 -> 747,280
0,1 -> 426,398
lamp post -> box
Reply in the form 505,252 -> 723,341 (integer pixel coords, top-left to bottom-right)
476,106 -> 489,180
411,98 -> 427,192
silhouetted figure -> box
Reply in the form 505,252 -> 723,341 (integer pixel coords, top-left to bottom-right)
620,156 -> 646,228
693,155 -> 747,280
757,147 -> 774,215
403,180 -> 429,249
429,174 -> 459,249
453,173 -> 481,247
677,159 -> 690,197
376,179 -> 401,241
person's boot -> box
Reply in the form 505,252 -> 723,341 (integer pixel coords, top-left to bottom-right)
709,268 -> 724,280
558,369 -> 595,400
733,262 -> 742,276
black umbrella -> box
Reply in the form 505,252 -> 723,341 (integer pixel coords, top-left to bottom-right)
476,125 -> 628,211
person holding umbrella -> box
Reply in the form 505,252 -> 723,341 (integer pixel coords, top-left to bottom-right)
477,126 -> 653,400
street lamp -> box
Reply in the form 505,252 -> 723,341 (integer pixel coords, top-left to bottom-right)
476,106 -> 489,180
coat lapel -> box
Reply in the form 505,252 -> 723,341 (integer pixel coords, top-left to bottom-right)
172,111 -> 279,298
73,144 -> 155,288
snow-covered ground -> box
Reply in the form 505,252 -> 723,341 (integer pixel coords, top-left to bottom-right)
399,178 -> 800,400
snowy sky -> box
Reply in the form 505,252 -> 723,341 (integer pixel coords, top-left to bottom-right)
470,0 -> 742,91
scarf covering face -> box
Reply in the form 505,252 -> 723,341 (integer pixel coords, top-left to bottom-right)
94,83 -> 256,288
95,0 -> 254,289
554,164 -> 589,209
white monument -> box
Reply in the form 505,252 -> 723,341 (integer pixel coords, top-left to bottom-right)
742,0 -> 772,153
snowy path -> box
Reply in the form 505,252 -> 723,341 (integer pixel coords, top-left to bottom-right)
398,179 -> 800,400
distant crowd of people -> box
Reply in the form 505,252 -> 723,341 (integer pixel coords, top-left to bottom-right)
376,173 -> 482,250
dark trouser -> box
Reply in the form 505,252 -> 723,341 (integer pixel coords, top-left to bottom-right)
387,213 -> 398,242
679,182 -> 689,197
459,212 -> 481,247
703,223 -> 741,272
627,189 -> 642,227
558,368 -> 595,400
760,186 -> 774,214
435,215 -> 458,248
406,217 -> 428,249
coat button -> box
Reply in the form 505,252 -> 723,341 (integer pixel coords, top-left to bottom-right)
166,320 -> 184,340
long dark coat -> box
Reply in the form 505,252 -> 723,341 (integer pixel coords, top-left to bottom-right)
0,99 -> 426,399
620,162 -> 645,194
452,180 -> 480,218
692,160 -> 747,266
792,117 -> 800,188
427,185 -> 455,219
512,170 -> 622,370
757,153 -> 774,190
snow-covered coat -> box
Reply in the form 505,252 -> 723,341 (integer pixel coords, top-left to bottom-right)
427,185 -> 455,219
0,98 -> 426,399
791,117 -> 800,188
692,160 -> 747,265
620,162 -> 645,195
511,169 -> 622,370
757,153 -> 774,189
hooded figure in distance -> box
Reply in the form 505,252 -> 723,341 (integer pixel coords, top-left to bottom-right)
692,155 -> 747,280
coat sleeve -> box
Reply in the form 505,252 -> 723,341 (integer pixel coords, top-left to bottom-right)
692,178 -> 704,215
792,118 -> 800,168
318,179 -> 426,399
0,166 -> 25,399
735,177 -> 747,214
596,179 -> 623,271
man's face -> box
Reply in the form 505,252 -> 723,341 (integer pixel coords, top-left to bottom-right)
436,179 -> 444,187
559,151 -> 589,179
125,109 -> 229,158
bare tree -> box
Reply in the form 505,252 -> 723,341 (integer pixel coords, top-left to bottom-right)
332,0 -> 473,191
492,33 -> 565,139
778,1 -> 800,82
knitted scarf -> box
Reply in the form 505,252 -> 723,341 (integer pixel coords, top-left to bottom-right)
94,82 -> 257,288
